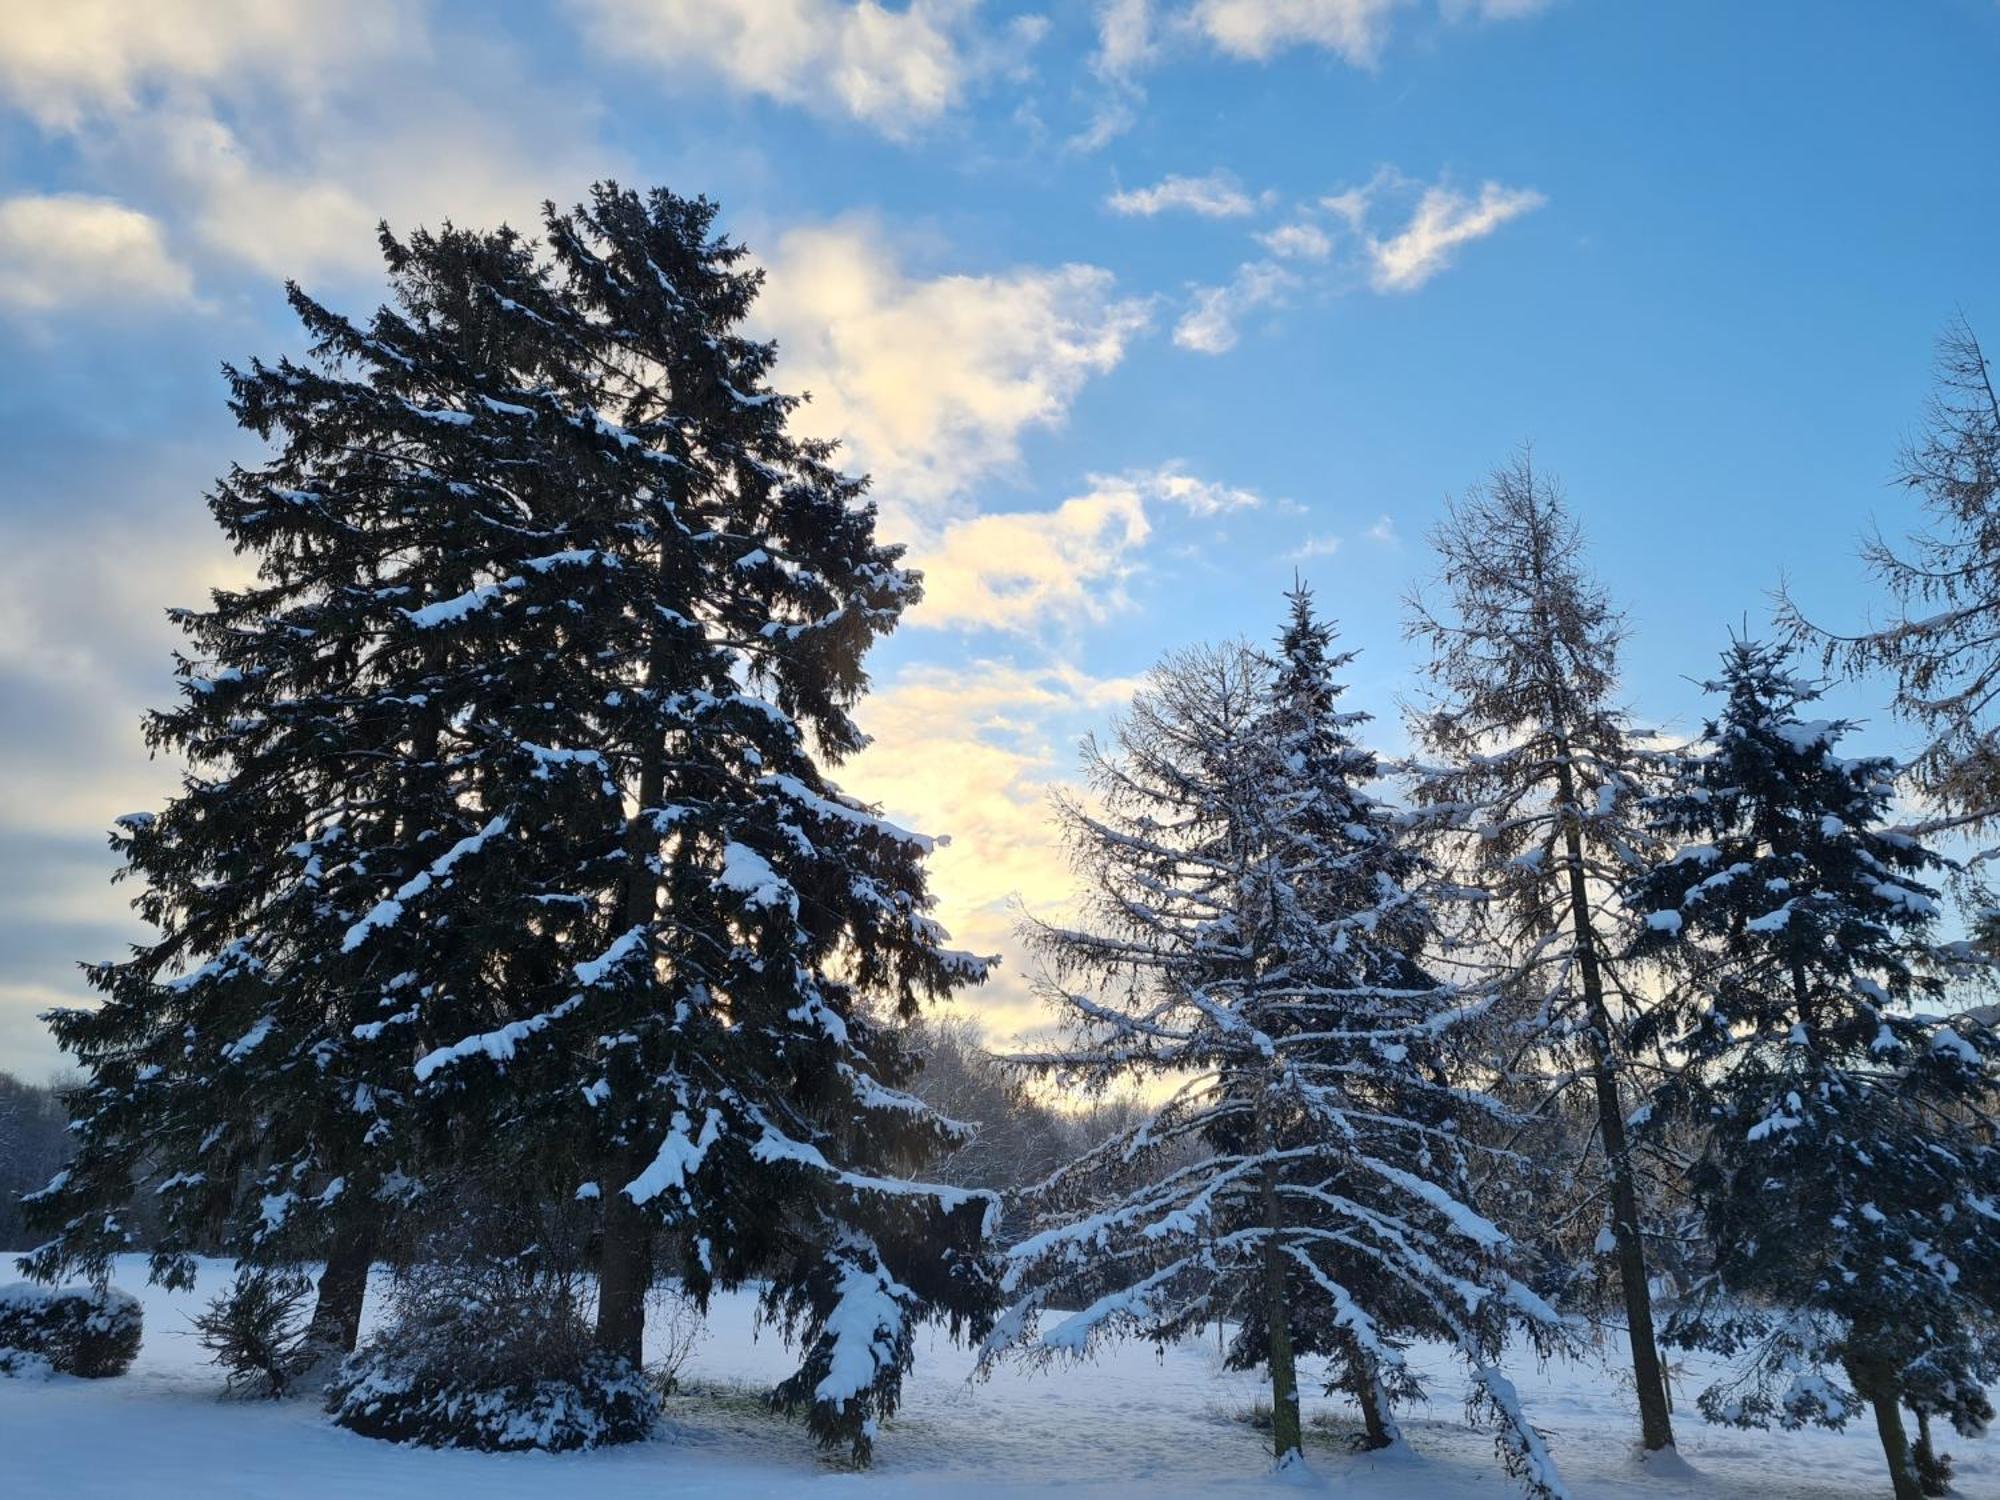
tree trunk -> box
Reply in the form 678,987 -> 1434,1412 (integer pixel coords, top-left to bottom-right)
594,542 -> 673,1364
306,1215 -> 377,1354
1254,1093 -> 1304,1466
1911,1408 -> 1949,1497
594,1159 -> 652,1364
1554,758 -> 1675,1455
1852,1363 -> 1923,1500
1350,1345 -> 1399,1451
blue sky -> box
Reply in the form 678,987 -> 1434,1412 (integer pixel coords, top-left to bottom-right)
1,1 -> 1996,1074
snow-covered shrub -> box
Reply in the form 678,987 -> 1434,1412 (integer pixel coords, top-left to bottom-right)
326,1256 -> 657,1450
0,1346 -> 55,1379
0,1283 -> 142,1377
193,1267 -> 315,1398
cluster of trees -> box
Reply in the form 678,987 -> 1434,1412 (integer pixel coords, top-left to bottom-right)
0,1074 -> 73,1251
4,178 -> 1997,1499
986,350 -> 2000,1500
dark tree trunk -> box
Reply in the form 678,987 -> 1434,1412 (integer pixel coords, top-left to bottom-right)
1255,1094 -> 1303,1466
1350,1349 -> 1398,1451
1911,1408 -> 1950,1497
594,1162 -> 652,1364
306,1216 -> 377,1354
594,542 -> 672,1366
1850,1362 -> 1923,1500
1554,757 -> 1676,1455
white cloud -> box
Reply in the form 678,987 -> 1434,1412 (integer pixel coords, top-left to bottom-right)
1090,0 -> 1552,87
0,194 -> 193,311
754,222 -> 1150,517
1366,179 -> 1544,291
1094,0 -> 1161,77
0,0 -> 419,128
1186,0 -> 1410,65
1173,260 -> 1292,354
139,84 -> 616,282
1149,465 -> 1262,515
568,0 -> 994,138
1257,220 -> 1334,260
1290,532 -> 1343,559
1107,170 -> 1257,219
1,3 -> 619,291
1366,513 -> 1399,544
1443,0 -> 1555,17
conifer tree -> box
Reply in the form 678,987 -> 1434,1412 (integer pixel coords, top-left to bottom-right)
1628,637 -> 2000,1500
372,185 -> 1001,1462
993,595 -> 1567,1495
1780,320 -> 2000,841
23,186 -> 1001,1459
1405,454 -> 1678,1455
18,221 -> 571,1348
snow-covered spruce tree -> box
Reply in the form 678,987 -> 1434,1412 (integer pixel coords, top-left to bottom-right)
993,597 -> 1567,1494
15,222 -> 579,1349
350,184 -> 999,1463
1405,453 -> 1678,1456
1626,637 -> 2000,1500
1780,319 -> 2000,842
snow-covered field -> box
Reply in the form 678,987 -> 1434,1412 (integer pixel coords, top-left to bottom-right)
1,1258 -> 1990,1499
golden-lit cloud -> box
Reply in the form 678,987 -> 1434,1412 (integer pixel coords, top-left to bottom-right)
907,483 -> 1151,632
754,221 -> 1152,517
843,660 -> 1139,1041
904,465 -> 1264,632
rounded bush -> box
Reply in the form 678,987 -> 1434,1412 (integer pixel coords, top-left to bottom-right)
0,1283 -> 143,1378
325,1259 -> 658,1451
327,1346 -> 658,1451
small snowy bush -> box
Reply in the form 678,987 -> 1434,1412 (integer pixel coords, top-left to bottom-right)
193,1267 -> 315,1398
0,1346 -> 56,1379
0,1282 -> 142,1377
326,1257 -> 657,1450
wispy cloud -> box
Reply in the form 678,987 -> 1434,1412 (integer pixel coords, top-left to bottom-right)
1257,220 -> 1334,260
1171,168 -> 1543,355
1365,179 -> 1545,291
1174,260 -> 1293,354
1188,0 -> 1407,66
1108,169 -> 1259,218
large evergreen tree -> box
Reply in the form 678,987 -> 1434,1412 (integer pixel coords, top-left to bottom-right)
993,595 -> 1567,1495
23,186 -> 1001,1459
1405,453 -> 1679,1455
1628,637 -> 2000,1500
18,221 -> 569,1349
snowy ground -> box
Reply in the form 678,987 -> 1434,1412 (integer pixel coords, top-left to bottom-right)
0,1257 -> 1991,1499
